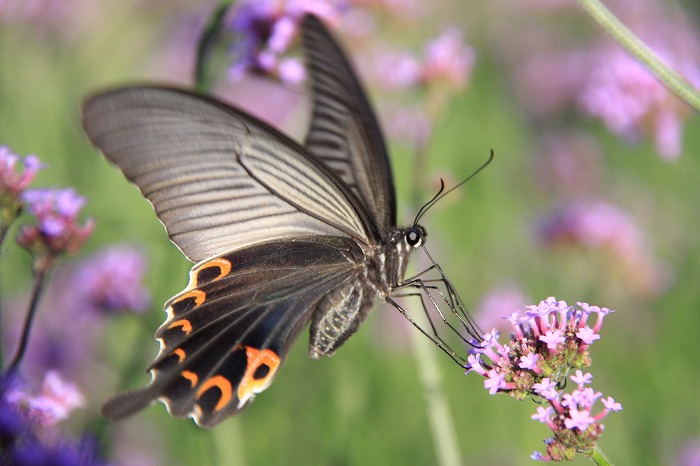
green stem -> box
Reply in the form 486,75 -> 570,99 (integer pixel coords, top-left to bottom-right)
5,265 -> 49,374
577,0 -> 700,112
588,444 -> 614,466
408,322 -> 463,466
194,0 -> 237,92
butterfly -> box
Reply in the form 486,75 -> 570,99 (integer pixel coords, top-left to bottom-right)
82,14 -> 478,428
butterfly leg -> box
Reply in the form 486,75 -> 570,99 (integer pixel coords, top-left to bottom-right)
385,295 -> 466,366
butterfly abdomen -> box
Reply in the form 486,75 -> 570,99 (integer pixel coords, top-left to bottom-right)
308,276 -> 380,358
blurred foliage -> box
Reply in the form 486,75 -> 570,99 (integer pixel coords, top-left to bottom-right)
1,1 -> 699,465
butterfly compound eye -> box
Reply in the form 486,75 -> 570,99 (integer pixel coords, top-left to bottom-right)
405,226 -> 425,247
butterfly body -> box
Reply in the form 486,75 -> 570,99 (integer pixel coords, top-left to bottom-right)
83,15 -> 430,428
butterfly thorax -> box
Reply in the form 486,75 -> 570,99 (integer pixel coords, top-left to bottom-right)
308,225 -> 424,358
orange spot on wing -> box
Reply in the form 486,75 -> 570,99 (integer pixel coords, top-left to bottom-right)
172,290 -> 206,307
196,258 -> 232,283
237,347 -> 281,408
168,319 -> 192,335
197,375 -> 233,412
172,348 -> 186,363
181,370 -> 198,387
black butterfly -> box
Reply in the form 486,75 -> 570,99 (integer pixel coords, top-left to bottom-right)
82,14 -> 478,428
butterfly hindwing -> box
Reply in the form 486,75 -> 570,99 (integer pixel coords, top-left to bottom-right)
102,236 -> 364,427
81,86 -> 373,263
301,14 -> 396,229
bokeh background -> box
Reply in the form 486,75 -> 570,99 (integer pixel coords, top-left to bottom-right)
1,0 -> 699,464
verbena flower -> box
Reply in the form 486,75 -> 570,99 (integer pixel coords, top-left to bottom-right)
579,45 -> 700,160
6,371 -> 85,427
503,0 -> 700,159
0,375 -> 102,465
420,27 -> 475,90
70,244 -> 151,315
0,146 -> 43,232
226,0 -> 339,84
16,188 -> 94,266
473,282 -> 530,334
466,297 -> 621,462
536,199 -> 667,296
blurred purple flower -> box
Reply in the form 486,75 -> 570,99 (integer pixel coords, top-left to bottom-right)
420,27 -> 475,90
579,46 -> 700,160
1,147 -> 43,232
677,439 -> 700,466
501,0 -> 700,159
17,188 -> 94,261
2,245 -> 150,383
534,133 -> 603,197
371,27 -> 475,93
384,105 -> 433,152
225,0 -> 340,84
71,245 -> 151,315
466,297 -> 620,462
0,375 -> 103,465
373,48 -> 422,90
6,371 -> 85,427
0,146 -> 42,197
473,282 -> 530,334
536,198 -> 668,295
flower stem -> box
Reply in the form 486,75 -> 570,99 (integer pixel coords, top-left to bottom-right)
588,444 -> 614,466
194,0 -> 236,92
577,0 -> 700,112
5,266 -> 49,374
408,311 -> 464,466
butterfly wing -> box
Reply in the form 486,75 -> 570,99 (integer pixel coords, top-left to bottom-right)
101,236 -> 364,427
81,86 -> 375,263
301,14 -> 396,229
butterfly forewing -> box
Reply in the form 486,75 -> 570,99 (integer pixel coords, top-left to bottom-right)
81,87 -> 372,263
301,15 -> 396,229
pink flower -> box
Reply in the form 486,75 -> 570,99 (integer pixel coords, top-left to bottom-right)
17,188 -> 94,261
0,146 -> 42,197
420,27 -> 475,89
465,298 -> 621,461
7,371 -> 85,426
564,408 -> 596,431
71,245 -> 151,315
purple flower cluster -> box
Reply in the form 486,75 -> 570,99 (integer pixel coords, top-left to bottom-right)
373,28 -> 475,92
6,371 -> 85,427
0,146 -> 43,229
578,45 -> 699,160
71,245 -> 151,315
226,0 -> 340,84
0,147 -> 42,197
501,0 -> 700,159
466,297 -> 621,461
536,199 -> 667,295
0,375 -> 103,465
16,188 -> 94,263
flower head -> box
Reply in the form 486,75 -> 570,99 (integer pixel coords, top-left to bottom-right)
71,245 -> 151,315
0,146 -> 43,230
536,199 -> 667,296
0,375 -> 102,464
7,371 -> 85,426
16,188 -> 94,266
465,297 -> 621,461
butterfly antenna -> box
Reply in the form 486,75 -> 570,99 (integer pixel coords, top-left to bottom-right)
413,179 -> 446,227
414,150 -> 494,226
